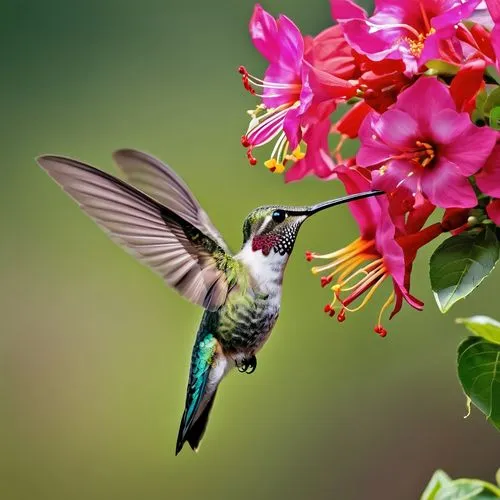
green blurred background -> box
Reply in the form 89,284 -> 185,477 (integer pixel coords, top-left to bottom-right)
1,1 -> 499,498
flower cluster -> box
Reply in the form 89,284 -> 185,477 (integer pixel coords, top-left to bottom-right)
239,1 -> 500,336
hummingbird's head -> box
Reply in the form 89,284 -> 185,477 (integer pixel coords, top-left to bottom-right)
242,191 -> 384,257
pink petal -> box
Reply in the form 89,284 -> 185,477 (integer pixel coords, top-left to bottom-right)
336,165 -> 380,239
330,0 -> 367,22
429,109 -> 471,145
486,0 -> 500,21
487,199 -> 500,224
476,143 -> 500,197
492,25 -> 500,70
262,63 -> 300,109
395,78 -> 456,136
419,32 -> 443,67
250,4 -> 280,63
337,19 -> 402,62
467,1 -> 494,29
285,119 -> 336,182
431,0 -> 481,30
372,109 -> 419,149
371,159 -> 420,199
284,160 -> 310,182
276,15 -> 304,72
306,62 -> 356,102
331,0 -> 404,62
421,158 -> 478,208
373,198 -> 407,291
391,280 -> 424,316
441,125 -> 497,175
357,113 -> 394,167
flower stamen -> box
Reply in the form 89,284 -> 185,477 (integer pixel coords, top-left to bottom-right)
241,99 -> 301,169
238,66 -> 302,93
374,292 -> 395,337
342,271 -> 385,312
419,2 -> 431,33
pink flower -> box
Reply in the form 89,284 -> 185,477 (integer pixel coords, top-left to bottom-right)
304,24 -> 359,81
476,142 -> 500,224
303,24 -> 359,103
485,0 -> 500,70
307,166 -> 431,336
467,1 -> 494,29
355,55 -> 412,113
357,77 -> 497,209
284,118 -> 336,182
331,0 -> 481,75
239,4 -> 353,174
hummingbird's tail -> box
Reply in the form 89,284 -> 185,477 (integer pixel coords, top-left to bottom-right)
175,332 -> 229,455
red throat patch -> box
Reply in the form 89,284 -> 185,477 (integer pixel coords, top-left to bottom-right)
252,234 -> 280,256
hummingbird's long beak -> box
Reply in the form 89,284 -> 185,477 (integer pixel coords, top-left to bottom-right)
302,190 -> 385,217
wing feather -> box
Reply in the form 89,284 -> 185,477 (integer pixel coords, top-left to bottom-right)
112,149 -> 229,252
37,155 -> 233,310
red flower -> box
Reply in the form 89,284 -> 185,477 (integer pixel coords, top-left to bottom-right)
357,77 -> 497,210
306,166 -> 446,336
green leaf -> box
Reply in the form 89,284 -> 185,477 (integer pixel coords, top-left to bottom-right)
490,107 -> 500,130
422,471 -> 500,500
484,87 -> 500,115
425,60 -> 460,76
430,228 -> 499,313
457,337 -> 500,431
437,481 -> 497,499
486,65 -> 500,85
456,316 -> 500,344
421,470 -> 453,500
472,90 -> 488,124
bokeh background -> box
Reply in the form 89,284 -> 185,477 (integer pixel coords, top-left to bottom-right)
1,1 -> 499,498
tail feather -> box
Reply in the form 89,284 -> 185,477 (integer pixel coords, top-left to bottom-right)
186,389 -> 218,452
176,332 -> 227,455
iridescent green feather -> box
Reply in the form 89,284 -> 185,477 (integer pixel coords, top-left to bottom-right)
184,333 -> 217,425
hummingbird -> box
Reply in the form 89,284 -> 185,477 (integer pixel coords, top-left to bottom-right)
36,149 -> 382,455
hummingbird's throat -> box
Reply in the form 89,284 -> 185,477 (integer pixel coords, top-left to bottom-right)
239,66 -> 305,173
251,233 -> 281,256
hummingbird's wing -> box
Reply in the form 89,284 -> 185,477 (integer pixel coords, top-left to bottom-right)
112,149 -> 229,253
37,155 -> 234,311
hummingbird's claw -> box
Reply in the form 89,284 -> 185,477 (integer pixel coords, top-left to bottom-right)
246,356 -> 257,374
237,355 -> 257,374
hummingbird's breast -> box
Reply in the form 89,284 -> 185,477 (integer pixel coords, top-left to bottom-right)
214,242 -> 288,356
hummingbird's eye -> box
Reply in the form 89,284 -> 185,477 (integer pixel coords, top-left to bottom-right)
272,210 -> 286,223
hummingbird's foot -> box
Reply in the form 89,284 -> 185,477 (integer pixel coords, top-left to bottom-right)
237,355 -> 257,374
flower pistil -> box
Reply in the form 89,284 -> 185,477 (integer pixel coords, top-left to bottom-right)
308,237 -> 395,336
239,66 -> 305,172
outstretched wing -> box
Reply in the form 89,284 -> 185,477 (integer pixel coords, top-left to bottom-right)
37,155 -> 233,311
112,149 -> 229,252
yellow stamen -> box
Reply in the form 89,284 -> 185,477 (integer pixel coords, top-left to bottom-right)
289,145 -> 305,161
339,261 -> 385,292
377,292 -> 395,326
312,237 -> 364,260
336,254 -> 371,282
414,140 -> 435,168
344,273 -> 386,312
264,158 -> 285,174
313,238 -> 374,261
404,27 -> 436,57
